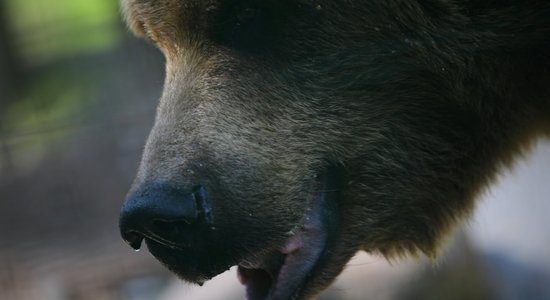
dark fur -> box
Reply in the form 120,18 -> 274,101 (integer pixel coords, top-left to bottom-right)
120,0 -> 549,298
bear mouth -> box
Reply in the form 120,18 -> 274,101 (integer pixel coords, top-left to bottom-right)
122,170 -> 341,300
236,171 -> 341,300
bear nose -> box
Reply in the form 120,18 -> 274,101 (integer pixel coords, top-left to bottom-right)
119,184 -> 211,250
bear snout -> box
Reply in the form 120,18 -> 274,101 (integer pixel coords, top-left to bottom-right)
119,183 -> 212,250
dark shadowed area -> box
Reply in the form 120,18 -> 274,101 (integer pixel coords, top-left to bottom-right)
0,1 -> 548,300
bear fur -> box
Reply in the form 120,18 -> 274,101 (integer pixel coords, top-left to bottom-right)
119,1 -> 550,299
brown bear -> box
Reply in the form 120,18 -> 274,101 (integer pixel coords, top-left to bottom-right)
118,1 -> 550,299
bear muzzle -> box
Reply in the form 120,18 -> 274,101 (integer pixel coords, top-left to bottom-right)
118,169 -> 345,299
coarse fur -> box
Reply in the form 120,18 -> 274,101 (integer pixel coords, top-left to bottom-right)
119,0 -> 550,299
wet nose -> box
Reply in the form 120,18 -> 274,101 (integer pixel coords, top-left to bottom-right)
119,184 -> 211,250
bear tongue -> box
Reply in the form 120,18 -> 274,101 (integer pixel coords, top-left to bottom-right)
238,172 -> 339,300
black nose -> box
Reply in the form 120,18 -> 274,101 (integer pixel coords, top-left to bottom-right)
119,184 -> 211,250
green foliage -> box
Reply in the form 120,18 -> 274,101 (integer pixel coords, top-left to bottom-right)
4,0 -> 122,65
1,65 -> 94,168
4,70 -> 86,130
0,0 -> 126,169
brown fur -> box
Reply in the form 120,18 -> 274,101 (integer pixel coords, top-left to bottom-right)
119,0 -> 549,298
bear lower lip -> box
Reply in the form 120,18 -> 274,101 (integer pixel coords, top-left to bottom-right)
145,238 -> 229,284
237,170 -> 341,300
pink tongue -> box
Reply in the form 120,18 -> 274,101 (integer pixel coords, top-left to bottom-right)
237,172 -> 340,300
266,173 -> 338,300
268,216 -> 328,299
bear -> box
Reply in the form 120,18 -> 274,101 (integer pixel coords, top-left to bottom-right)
118,1 -> 550,299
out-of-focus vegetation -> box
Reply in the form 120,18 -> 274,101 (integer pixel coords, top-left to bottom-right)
0,0 -> 133,171
0,2 -> 169,299
5,0 -> 121,64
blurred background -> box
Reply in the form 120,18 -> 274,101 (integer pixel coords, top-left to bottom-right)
0,1 -> 548,300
